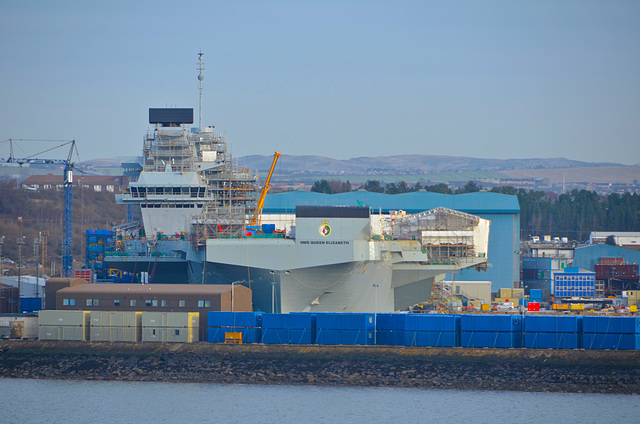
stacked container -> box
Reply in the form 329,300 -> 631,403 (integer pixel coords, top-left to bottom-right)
460,314 -> 522,348
315,313 -> 375,345
261,313 -> 316,344
375,313 -> 406,346
38,310 -> 90,341
141,312 -> 199,343
582,316 -> 640,350
207,312 -> 263,343
90,311 -> 142,342
524,315 -> 582,349
404,314 -> 460,347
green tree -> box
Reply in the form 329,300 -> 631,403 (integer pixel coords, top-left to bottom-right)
311,179 -> 333,194
424,183 -> 452,194
455,181 -> 482,194
362,180 -> 384,193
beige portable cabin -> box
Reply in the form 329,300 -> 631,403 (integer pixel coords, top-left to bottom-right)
90,311 -> 142,342
38,310 -> 90,341
141,312 -> 199,343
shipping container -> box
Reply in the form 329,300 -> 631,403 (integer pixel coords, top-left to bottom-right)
141,312 -> 199,343
261,313 -> 316,344
582,317 -> 640,334
404,330 -> 458,347
207,311 -> 263,328
460,314 -> 522,332
90,311 -> 142,342
20,297 -> 43,312
404,314 -> 458,332
316,313 -> 375,331
527,302 -> 540,312
524,315 -> 582,333
261,328 -> 314,344
375,313 -> 406,346
583,333 -> 640,350
524,332 -> 581,349
315,328 -> 375,345
38,310 -> 90,341
460,331 -> 521,348
207,327 -> 262,344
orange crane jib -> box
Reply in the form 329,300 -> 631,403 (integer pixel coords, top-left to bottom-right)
251,152 -> 281,226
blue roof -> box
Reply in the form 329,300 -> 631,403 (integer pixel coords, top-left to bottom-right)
264,191 -> 519,215
573,244 -> 640,271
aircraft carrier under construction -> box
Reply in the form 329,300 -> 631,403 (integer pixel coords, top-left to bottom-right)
100,56 -> 491,314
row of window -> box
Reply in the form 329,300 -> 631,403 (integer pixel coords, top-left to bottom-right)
129,186 -> 206,197
62,299 -> 212,308
140,203 -> 203,209
30,184 -> 115,192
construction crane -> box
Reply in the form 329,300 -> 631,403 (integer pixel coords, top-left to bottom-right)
251,152 -> 281,226
3,139 -> 79,277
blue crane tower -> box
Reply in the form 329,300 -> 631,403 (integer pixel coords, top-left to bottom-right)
3,139 -> 79,277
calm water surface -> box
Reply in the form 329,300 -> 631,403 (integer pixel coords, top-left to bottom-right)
1,378 -> 638,424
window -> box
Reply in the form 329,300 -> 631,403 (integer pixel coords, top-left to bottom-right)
86,299 -> 93,306
146,299 -> 152,307
179,300 -> 186,308
70,299 -> 75,306
130,299 -> 137,307
63,299 -> 69,306
175,329 -> 180,336
94,185 -> 102,192
106,185 -> 114,192
152,299 -> 158,307
161,300 -> 168,307
114,299 -> 120,306
198,300 -> 211,308
93,299 -> 99,306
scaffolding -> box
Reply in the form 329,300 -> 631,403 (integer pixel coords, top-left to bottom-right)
386,207 -> 481,265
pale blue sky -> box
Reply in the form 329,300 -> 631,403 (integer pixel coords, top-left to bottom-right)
1,0 -> 639,164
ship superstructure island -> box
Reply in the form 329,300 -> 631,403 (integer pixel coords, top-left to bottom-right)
105,54 -> 491,313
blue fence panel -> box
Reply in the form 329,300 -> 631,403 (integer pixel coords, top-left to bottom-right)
261,328 -> 314,344
524,315 -> 582,333
316,313 -> 375,331
524,332 -> 581,349
582,317 -> 640,334
460,331 -> 521,348
207,327 -> 262,343
583,333 -> 640,350
405,314 -> 459,332
461,314 -> 522,332
404,331 -> 458,347
315,329 -> 374,345
207,312 -> 263,328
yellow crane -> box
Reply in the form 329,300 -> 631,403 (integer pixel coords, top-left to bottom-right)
251,151 -> 281,226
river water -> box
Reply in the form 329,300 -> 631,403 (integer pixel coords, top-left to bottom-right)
1,378 -> 638,423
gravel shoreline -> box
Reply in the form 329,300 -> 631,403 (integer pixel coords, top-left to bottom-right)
2,341 -> 639,394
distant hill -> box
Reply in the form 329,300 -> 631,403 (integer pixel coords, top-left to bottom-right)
238,154 -> 621,174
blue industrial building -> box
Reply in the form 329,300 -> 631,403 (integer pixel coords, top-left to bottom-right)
553,267 -> 596,297
264,191 -> 520,292
573,245 -> 640,271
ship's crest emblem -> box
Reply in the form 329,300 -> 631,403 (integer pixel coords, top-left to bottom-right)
319,220 -> 331,237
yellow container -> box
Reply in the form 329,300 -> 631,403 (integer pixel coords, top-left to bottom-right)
570,304 -> 585,310
552,304 -> 569,310
499,289 -> 512,299
630,305 -> 637,313
481,304 -> 490,311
